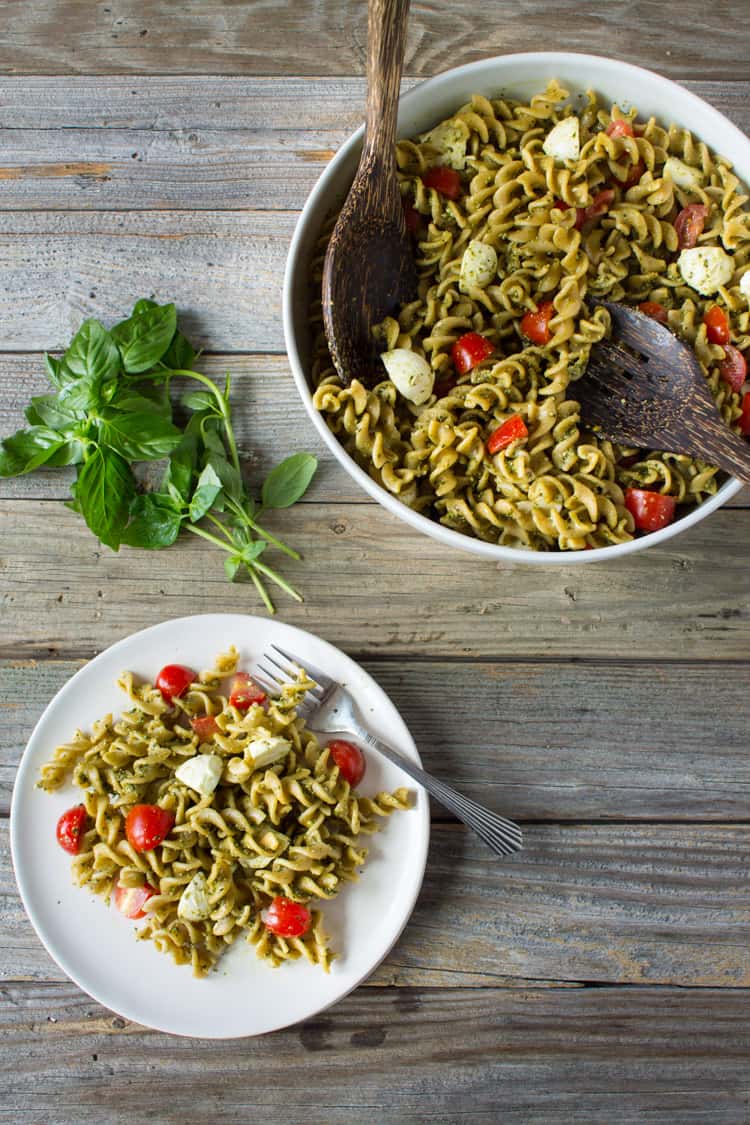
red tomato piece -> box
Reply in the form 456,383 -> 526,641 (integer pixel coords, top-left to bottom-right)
606,119 -> 635,137
327,739 -> 366,787
740,392 -> 750,435
114,881 -> 157,920
624,488 -> 677,532
421,166 -> 462,200
402,197 -> 421,237
583,188 -> 616,223
262,896 -> 312,938
487,414 -> 529,454
155,664 -> 195,704
674,203 -> 709,250
520,301 -> 555,345
125,804 -> 175,852
451,331 -> 495,374
553,198 -> 571,212
638,301 -> 669,325
703,306 -> 731,346
190,714 -> 220,741
56,805 -> 88,855
623,160 -> 645,189
719,344 -> 748,392
229,672 -> 267,711
433,375 -> 457,398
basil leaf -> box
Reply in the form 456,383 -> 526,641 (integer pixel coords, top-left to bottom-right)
26,394 -> 82,431
44,353 -> 73,389
240,540 -> 266,562
133,298 -> 158,316
99,412 -> 182,461
121,493 -> 183,549
163,330 -> 195,371
261,452 -> 317,509
112,303 -> 177,374
74,448 -> 135,550
207,451 -> 243,504
166,434 -> 198,501
224,555 -> 241,581
46,439 -> 85,467
0,427 -> 71,477
188,462 -> 223,522
58,374 -> 104,413
182,389 -> 217,413
63,318 -> 121,384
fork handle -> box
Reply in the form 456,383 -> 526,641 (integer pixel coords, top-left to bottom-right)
360,730 -> 523,858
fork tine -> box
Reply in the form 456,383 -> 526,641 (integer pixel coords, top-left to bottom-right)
258,653 -> 326,699
271,644 -> 335,690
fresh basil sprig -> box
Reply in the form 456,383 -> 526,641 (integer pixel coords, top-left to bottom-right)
0,300 -> 317,613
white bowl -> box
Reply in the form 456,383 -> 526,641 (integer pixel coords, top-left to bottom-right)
283,52 -> 745,564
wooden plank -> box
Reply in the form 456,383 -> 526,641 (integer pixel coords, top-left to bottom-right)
0,211 -> 295,353
1,354 -> 747,508
0,78 -> 747,211
0,1 -> 748,81
2,657 -> 750,821
1,985 -> 750,1124
0,499 -> 748,662
4,822 -> 750,989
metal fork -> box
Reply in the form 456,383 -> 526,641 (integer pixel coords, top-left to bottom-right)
256,644 -> 523,859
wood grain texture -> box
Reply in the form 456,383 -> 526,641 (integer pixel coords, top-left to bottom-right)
0,78 -> 746,212
1,354 -> 747,507
4,822 -> 750,988
2,657 -> 749,821
0,0 -> 748,81
1,984 -> 750,1124
1,499 -> 748,662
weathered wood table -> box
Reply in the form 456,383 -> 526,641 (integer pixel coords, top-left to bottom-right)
1,3 -> 749,1121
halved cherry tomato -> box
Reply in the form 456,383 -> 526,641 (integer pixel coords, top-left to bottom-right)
114,880 -> 157,920
56,805 -> 87,855
327,739 -> 366,787
155,664 -> 195,704
520,301 -> 555,345
451,331 -> 495,374
639,301 -> 669,325
719,344 -> 748,392
487,414 -> 529,454
578,188 -> 616,229
229,672 -> 267,711
624,488 -> 677,532
704,306 -> 731,346
191,714 -> 220,741
125,804 -> 175,852
421,166 -> 462,200
262,896 -> 312,938
402,197 -> 421,237
606,120 -> 635,137
674,203 -> 709,250
740,392 -> 750,435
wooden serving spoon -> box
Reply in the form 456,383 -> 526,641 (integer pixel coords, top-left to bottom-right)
322,0 -> 417,386
576,300 -> 750,482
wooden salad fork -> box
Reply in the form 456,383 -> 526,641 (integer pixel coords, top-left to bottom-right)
322,0 -> 417,386
255,644 -> 524,860
577,300 -> 750,481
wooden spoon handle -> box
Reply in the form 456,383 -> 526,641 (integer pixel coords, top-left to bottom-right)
688,418 -> 750,484
363,0 -> 411,168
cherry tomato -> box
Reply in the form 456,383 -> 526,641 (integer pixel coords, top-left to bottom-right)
421,166 -> 462,200
487,414 -> 529,454
155,664 -> 195,704
623,160 -> 645,189
719,345 -> 748,392
606,120 -> 635,137
327,739 -> 366,787
704,306 -> 731,346
520,301 -> 555,345
451,331 -> 495,374
125,804 -> 175,852
740,392 -> 750,435
624,488 -> 677,532
114,880 -> 157,920
574,188 -> 616,230
56,805 -> 87,855
262,896 -> 312,938
402,197 -> 421,237
639,301 -> 669,325
674,203 -> 709,249
190,714 -> 220,741
229,672 -> 267,711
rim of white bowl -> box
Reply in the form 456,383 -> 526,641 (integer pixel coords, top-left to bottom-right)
283,51 -> 744,565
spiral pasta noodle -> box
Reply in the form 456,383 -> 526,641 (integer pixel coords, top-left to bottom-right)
39,648 -> 411,976
310,83 -> 748,551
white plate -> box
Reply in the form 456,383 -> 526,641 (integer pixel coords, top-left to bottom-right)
10,613 -> 430,1038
